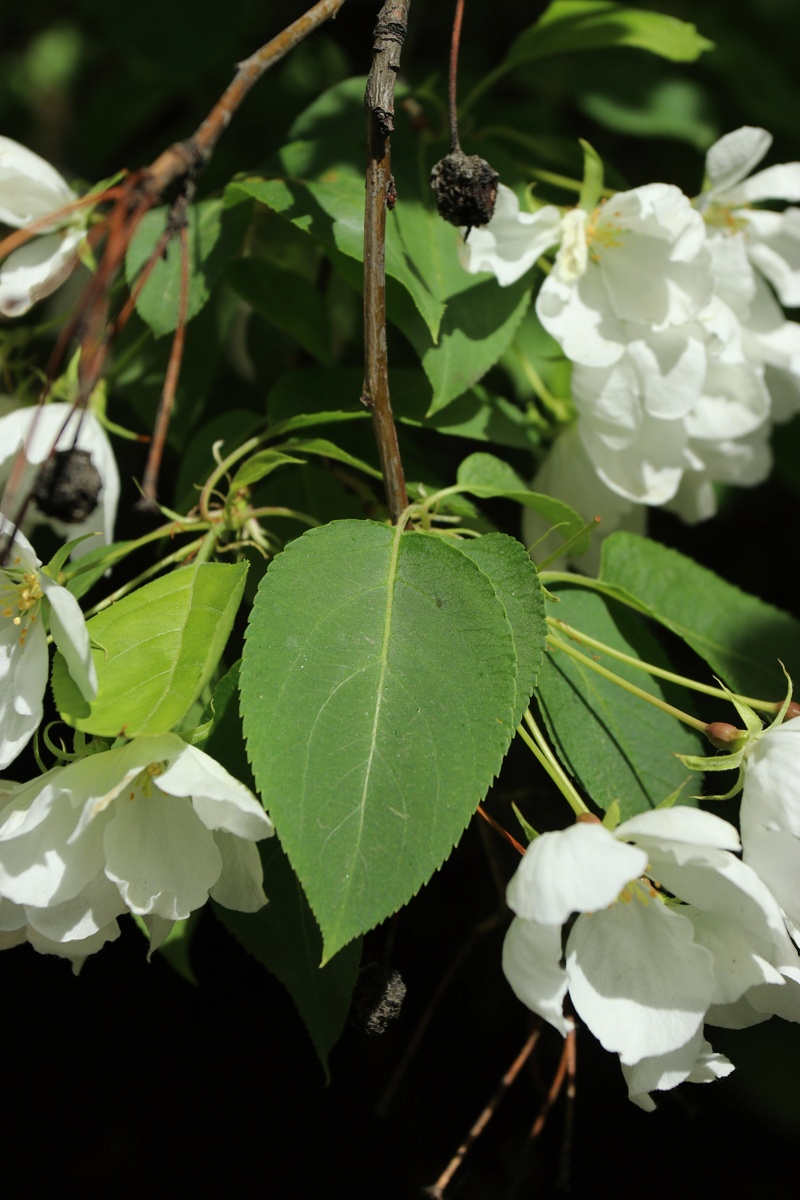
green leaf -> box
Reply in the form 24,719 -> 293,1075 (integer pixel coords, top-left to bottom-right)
229,450 -> 305,491
456,534 -> 546,727
226,258 -> 334,366
418,278 -> 534,414
599,533 -> 800,697
536,587 -> 702,818
63,541 -> 131,600
456,452 -> 590,556
125,197 -> 250,336
240,521 -> 522,960
503,2 -> 714,69
52,563 -> 248,736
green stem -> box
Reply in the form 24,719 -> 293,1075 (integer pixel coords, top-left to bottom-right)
547,616 -> 777,714
547,632 -> 711,735
519,708 -> 589,817
60,518 -> 210,583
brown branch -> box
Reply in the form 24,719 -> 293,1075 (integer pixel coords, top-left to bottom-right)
423,1023 -> 543,1199
360,1 -> 410,524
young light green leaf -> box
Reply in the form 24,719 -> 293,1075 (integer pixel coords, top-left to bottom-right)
125,197 -> 250,336
536,587 -> 702,818
599,532 -> 800,697
52,562 -> 248,737
503,2 -> 714,69
240,520 -> 520,961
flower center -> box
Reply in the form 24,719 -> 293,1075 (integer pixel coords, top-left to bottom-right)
1,561 -> 44,647
618,876 -> 662,907
701,200 -> 749,235
555,203 -> 625,283
128,760 -> 166,801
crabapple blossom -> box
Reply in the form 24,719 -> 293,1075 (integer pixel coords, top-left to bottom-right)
0,401 -> 119,554
502,807 -> 800,1108
698,126 -> 800,308
0,519 -> 96,770
0,136 -> 87,317
0,734 -> 274,969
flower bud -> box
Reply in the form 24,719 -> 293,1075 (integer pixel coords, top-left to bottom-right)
705,721 -> 746,751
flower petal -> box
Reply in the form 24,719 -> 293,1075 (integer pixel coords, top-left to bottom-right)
506,822 -> 647,925
210,832 -> 268,912
703,127 -> 772,200
0,229 -> 83,317
41,573 -> 97,700
502,916 -> 571,1037
103,790 -> 222,920
567,899 -> 714,1064
156,742 -> 273,840
0,136 -> 75,227
459,183 -> 561,286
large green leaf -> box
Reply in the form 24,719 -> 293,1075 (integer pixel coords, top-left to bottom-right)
457,534 -> 546,727
52,563 -> 247,736
126,197 -> 250,336
203,664 -> 361,1077
599,533 -> 800,697
240,521 -> 537,959
536,586 -> 702,819
503,2 -> 713,69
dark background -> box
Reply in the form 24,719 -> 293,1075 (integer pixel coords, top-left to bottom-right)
3,2 -> 800,1195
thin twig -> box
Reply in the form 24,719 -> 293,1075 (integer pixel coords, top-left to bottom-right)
448,0 -> 466,152
139,200 -> 192,507
361,1 -> 410,524
424,1024 -> 543,1199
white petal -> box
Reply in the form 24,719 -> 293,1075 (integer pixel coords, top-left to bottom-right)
26,919 -> 120,969
0,136 -> 75,227
40,573 -> 96,700
24,869 -> 125,942
703,127 -> 772,200
0,610 -> 48,770
104,790 -> 222,920
459,184 -> 561,286
622,1030 -> 733,1110
618,806 -> 742,852
740,827 -> 800,931
567,900 -> 713,1064
736,163 -> 800,205
156,742 -> 273,840
502,916 -> 571,1036
744,207 -> 800,307
506,822 -> 647,925
742,718 -> 800,835
142,913 -> 176,957
0,229 -> 83,317
210,832 -> 268,912
685,905 -> 786,1004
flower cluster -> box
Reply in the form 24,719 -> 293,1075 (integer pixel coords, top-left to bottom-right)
462,127 -> 800,562
0,734 -> 274,971
503,806 -> 800,1109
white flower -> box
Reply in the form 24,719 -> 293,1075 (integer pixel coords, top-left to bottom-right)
536,184 -> 713,370
0,734 -> 274,968
503,807 -> 800,1108
0,136 -> 87,317
740,715 -> 800,945
0,519 -> 96,770
0,401 -> 119,554
699,126 -> 800,308
459,182 -> 562,286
